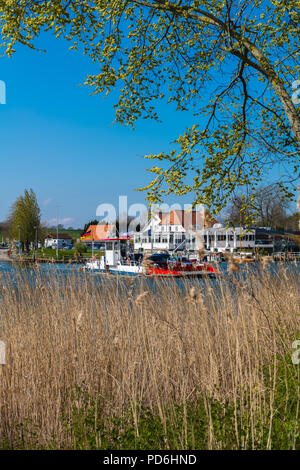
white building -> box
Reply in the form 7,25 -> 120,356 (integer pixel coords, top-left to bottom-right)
198,226 -> 256,252
134,210 -> 262,253
44,233 -> 73,249
134,210 -> 218,252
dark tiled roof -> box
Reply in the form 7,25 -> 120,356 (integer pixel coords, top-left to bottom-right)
47,233 -> 73,240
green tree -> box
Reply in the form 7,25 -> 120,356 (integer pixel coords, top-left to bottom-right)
0,221 -> 10,241
81,219 -> 108,235
74,241 -> 87,255
1,1 -> 299,213
9,189 -> 41,252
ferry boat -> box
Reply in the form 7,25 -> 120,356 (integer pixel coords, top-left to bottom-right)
232,252 -> 256,263
85,238 -> 220,277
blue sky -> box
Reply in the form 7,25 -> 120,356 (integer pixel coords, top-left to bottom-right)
0,32 -> 298,227
0,33 -> 200,227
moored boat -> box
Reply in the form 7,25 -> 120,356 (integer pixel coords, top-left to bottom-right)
232,252 -> 255,263
85,239 -> 220,277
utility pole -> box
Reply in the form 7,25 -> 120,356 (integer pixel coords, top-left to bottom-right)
56,205 -> 60,260
18,224 -> 21,255
92,228 -> 94,259
35,226 -> 38,250
34,225 -> 37,261
150,207 -> 154,254
240,211 -> 242,252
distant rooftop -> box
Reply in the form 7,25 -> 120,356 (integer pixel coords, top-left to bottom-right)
47,233 -> 73,240
158,210 -> 218,228
80,224 -> 115,242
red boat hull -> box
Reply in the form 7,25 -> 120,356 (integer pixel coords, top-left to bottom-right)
148,262 -> 219,277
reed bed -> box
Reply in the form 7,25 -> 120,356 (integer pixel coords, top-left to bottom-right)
0,264 -> 299,449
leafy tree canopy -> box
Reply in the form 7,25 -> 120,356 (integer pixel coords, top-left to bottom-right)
1,1 -> 299,214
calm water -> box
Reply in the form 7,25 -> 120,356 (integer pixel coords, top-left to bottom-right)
0,260 -> 299,293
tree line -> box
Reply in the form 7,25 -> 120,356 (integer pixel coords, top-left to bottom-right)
224,184 -> 299,231
0,187 -> 298,254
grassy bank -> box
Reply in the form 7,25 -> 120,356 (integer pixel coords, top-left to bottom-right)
0,265 -> 299,449
57,229 -> 83,240
17,247 -> 103,261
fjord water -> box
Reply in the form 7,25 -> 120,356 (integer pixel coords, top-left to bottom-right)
0,260 -> 299,293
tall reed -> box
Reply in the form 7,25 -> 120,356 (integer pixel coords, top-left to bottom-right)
0,264 -> 299,449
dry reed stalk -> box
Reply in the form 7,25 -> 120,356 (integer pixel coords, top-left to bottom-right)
134,291 -> 150,305
141,256 -> 154,274
228,255 -> 240,274
261,256 -> 272,270
0,264 -> 298,449
195,231 -> 205,260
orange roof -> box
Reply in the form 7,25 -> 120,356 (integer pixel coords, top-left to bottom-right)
81,224 -> 115,241
158,210 -> 217,229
